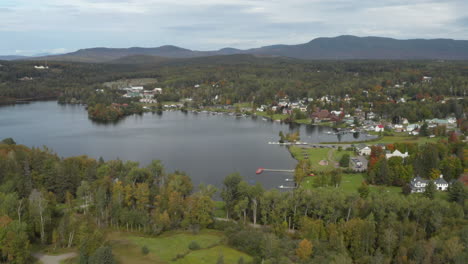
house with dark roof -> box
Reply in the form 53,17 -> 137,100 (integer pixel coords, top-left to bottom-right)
311,109 -> 331,122
410,175 -> 449,193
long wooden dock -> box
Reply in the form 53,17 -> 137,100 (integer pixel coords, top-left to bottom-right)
263,169 -> 294,172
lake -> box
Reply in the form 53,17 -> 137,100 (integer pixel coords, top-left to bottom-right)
0,101 -> 372,189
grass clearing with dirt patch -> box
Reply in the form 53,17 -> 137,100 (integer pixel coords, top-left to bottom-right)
108,230 -> 251,264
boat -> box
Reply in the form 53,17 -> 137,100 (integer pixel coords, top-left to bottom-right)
256,168 -> 264,174
285,178 -> 294,182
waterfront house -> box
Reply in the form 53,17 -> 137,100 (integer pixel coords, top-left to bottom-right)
375,124 -> 384,132
311,109 -> 331,122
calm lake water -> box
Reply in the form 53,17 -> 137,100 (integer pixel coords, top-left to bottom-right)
0,101 -> 371,189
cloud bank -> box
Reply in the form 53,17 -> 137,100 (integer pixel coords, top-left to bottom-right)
1,0 -> 467,55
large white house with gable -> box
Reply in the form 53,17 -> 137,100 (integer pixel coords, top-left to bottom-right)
410,175 -> 449,193
386,150 -> 409,159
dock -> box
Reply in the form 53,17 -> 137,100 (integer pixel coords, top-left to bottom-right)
256,168 -> 294,174
263,169 -> 294,172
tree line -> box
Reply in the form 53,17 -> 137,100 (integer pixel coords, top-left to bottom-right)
0,139 -> 466,263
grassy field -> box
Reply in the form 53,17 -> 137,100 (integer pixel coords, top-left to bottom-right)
289,146 -> 355,172
301,173 -> 402,195
255,111 -> 288,121
323,134 -> 443,145
108,230 -> 252,264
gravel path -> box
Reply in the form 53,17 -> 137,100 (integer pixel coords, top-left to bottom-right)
32,252 -> 77,264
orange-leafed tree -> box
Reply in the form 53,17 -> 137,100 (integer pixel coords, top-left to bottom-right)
296,239 -> 313,260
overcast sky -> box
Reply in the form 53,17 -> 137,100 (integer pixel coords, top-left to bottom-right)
1,0 -> 467,55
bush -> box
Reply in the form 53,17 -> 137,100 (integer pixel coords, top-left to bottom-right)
89,246 -> 115,264
141,245 -> 149,255
339,154 -> 350,167
188,241 -> 200,250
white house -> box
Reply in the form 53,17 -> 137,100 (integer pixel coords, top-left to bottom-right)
386,150 -> 409,159
153,88 -> 163,94
434,175 -> 449,191
410,176 -> 427,193
331,110 -> 342,116
358,146 -> 371,156
410,175 -> 449,193
131,86 -> 144,92
375,125 -> 384,132
422,76 -> 432,82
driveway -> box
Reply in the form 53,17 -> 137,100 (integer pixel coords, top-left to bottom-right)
350,156 -> 368,172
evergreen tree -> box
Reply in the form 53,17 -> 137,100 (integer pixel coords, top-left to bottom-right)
424,181 -> 437,200
448,181 -> 466,204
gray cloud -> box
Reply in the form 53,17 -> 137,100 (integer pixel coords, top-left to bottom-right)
0,0 -> 467,55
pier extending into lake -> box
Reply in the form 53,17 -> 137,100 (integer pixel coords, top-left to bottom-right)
256,168 -> 294,174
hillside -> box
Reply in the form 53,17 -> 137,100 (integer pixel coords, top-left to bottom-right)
14,35 -> 468,63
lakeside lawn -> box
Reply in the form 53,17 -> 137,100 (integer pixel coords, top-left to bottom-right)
108,230 -> 252,264
324,134 -> 443,145
289,146 -> 354,172
301,173 -> 402,195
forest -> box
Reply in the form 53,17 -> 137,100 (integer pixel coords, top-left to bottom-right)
1,57 -> 467,122
1,57 -> 467,263
0,137 -> 467,264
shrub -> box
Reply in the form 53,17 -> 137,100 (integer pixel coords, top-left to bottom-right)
339,154 -> 350,167
141,245 -> 149,255
188,241 -> 200,250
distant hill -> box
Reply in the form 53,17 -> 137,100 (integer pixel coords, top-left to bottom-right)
246,35 -> 468,60
22,35 -> 468,63
0,55 -> 29,61
106,55 -> 173,65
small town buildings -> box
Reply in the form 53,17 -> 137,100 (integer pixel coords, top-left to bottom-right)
410,175 -> 449,193
386,150 -> 409,159
375,125 -> 384,132
311,109 -> 331,122
139,98 -> 157,103
393,124 -> 404,132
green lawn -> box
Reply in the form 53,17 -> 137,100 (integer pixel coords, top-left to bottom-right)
174,245 -> 251,264
255,111 -> 288,121
290,146 -> 333,171
108,230 -> 252,264
128,230 -> 222,262
324,134 -> 443,145
301,173 -> 402,195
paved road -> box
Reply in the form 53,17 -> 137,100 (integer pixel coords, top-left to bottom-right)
33,252 -> 77,264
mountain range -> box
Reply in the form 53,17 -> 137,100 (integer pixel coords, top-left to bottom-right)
3,35 -> 468,63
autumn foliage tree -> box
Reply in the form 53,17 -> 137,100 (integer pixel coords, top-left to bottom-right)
296,239 -> 313,260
